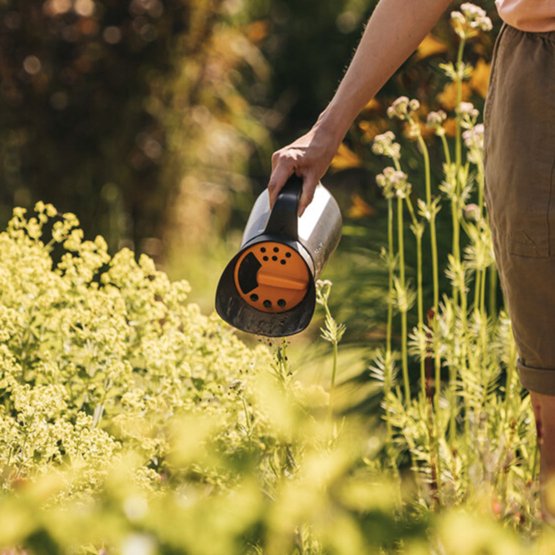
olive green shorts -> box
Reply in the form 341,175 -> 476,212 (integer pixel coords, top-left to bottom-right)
484,24 -> 555,394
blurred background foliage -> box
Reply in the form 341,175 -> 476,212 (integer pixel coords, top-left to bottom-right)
0,0 -> 499,347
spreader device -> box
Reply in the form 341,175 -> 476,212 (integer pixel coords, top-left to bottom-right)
215,175 -> 342,337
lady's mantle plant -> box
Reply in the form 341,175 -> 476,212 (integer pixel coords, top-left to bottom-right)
0,202 -> 273,493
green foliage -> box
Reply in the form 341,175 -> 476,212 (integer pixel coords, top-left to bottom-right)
0,202 -> 272,492
0,203 -> 409,553
0,0 -> 268,252
0,202 -> 553,553
358,1 -> 544,536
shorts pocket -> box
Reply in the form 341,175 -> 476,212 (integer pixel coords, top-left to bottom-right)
505,157 -> 553,259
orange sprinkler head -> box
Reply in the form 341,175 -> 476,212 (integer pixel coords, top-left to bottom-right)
233,241 -> 310,313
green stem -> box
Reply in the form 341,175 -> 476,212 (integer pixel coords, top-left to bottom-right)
477,158 -> 485,215
488,263 -> 497,316
451,198 -> 460,307
386,198 -> 394,355
440,133 -> 452,168
455,38 -> 466,170
416,134 -> 439,313
414,128 -> 442,499
417,232 -> 426,401
479,266 -> 487,317
460,267 -> 471,442
405,196 -> 425,400
453,38 -> 466,312
384,198 -> 396,463
504,333 -> 517,418
331,339 -> 338,396
397,195 -> 410,403
473,265 -> 481,313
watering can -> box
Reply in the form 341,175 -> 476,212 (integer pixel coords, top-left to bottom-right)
215,175 -> 342,337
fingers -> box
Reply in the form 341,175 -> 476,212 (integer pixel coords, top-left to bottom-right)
268,151 -> 295,209
268,141 -> 321,216
297,172 -> 318,217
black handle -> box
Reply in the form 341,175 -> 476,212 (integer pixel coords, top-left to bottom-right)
264,174 -> 303,240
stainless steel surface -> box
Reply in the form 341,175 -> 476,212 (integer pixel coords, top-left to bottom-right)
241,183 -> 342,277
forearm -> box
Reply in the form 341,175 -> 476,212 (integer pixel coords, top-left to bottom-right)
316,0 -> 453,142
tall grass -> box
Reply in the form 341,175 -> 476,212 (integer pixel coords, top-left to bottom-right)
364,3 -> 540,525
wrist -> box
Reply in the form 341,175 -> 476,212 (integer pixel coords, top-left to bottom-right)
313,107 -> 351,148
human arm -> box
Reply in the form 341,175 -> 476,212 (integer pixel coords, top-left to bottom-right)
268,0 -> 453,215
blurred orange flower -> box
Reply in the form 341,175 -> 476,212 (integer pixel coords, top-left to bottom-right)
444,117 -> 457,137
348,193 -> 375,219
437,81 -> 471,110
331,143 -> 363,171
358,119 -> 387,143
362,98 -> 381,112
415,33 -> 448,60
246,20 -> 268,44
470,59 -> 491,98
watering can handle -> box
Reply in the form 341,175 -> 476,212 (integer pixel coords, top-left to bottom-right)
264,174 -> 303,240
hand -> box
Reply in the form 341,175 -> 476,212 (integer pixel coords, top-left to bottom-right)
268,125 -> 340,216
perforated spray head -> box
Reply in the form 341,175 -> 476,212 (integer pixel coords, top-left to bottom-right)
233,241 -> 310,313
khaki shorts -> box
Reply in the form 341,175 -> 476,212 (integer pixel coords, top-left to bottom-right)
484,24 -> 555,394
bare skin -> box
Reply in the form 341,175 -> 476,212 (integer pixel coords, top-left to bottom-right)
267,0 -> 555,514
530,391 -> 555,515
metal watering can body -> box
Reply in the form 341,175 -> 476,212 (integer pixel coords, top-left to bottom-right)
215,175 -> 342,337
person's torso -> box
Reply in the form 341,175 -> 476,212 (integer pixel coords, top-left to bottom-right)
496,0 -> 555,31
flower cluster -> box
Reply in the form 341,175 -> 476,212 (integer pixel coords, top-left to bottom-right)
450,2 -> 493,39
376,167 -> 412,199
371,131 -> 401,161
386,96 -> 420,121
463,123 -> 485,164
426,110 -> 447,136
457,101 -> 480,128
0,203 -> 275,495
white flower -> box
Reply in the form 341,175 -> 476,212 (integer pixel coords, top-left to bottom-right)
457,102 -> 478,118
450,3 -> 492,39
426,110 -> 447,136
372,131 -> 401,160
463,203 -> 481,222
121,534 -> 156,555
457,102 -> 480,130
387,96 -> 420,120
409,99 -> 420,112
463,123 -> 484,163
376,167 -> 411,199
